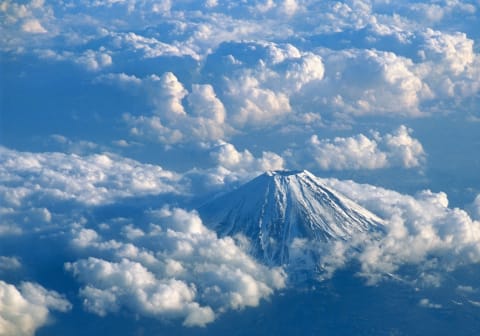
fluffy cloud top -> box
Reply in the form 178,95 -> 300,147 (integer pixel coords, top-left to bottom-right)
101,72 -> 230,144
0,146 -> 182,207
9,2 -> 473,146
183,141 -> 286,193
66,207 -> 286,326
319,178 -> 480,284
0,281 -> 71,336
301,125 -> 425,170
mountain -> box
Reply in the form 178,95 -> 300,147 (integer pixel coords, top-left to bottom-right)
198,170 -> 384,274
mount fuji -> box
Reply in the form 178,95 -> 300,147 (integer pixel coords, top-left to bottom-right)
198,170 -> 384,275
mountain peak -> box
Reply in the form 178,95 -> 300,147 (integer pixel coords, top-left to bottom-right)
198,171 -> 384,273
265,169 -> 308,177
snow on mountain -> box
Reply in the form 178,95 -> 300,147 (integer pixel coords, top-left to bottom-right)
198,170 -> 384,274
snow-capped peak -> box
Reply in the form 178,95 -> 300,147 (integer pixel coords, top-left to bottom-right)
198,170 -> 384,271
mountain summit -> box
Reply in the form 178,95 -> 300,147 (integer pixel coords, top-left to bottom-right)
198,170 -> 384,271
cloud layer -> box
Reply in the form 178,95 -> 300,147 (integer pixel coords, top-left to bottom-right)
66,207 -> 286,326
0,280 -> 71,336
3,0 -> 478,147
300,125 -> 425,170
319,178 -> 480,284
0,146 -> 182,208
1,0 -> 479,333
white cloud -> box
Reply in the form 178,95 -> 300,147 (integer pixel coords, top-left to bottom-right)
419,298 -> 442,309
1,0 -> 52,30
37,48 -> 113,71
66,207 -> 286,326
319,177 -> 480,284
0,281 -> 71,336
211,141 -> 284,173
21,19 -> 47,33
468,194 -> 480,221
183,141 -> 285,193
5,1 -> 475,140
205,42 -> 325,127
152,72 -> 188,117
308,48 -> 429,117
75,49 -> 112,71
0,146 -> 182,207
383,125 -> 426,168
117,42 -> 325,138
280,0 -> 299,16
225,74 -> 292,126
111,31 -> 199,60
103,72 -> 230,144
418,29 -> 480,99
0,256 -> 21,271
300,125 -> 425,170
306,133 -> 388,170
187,84 -> 226,124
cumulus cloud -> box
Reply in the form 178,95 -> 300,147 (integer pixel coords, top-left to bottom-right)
467,194 -> 480,221
21,19 -> 47,33
417,29 -> 480,100
1,0 -> 52,39
98,72 -> 230,144
110,31 -> 199,60
307,48 -> 430,117
299,125 -> 425,170
115,42 -> 328,142
6,1 -> 475,144
0,146 -> 182,207
183,141 -> 285,193
318,177 -> 480,284
204,41 -> 325,127
306,133 -> 388,170
37,48 -> 113,71
225,74 -> 292,126
66,207 -> 286,326
211,141 -> 284,173
419,298 -> 442,309
0,280 -> 71,336
0,256 -> 21,271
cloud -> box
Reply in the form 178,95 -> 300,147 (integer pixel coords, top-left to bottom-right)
66,207 -> 286,326
37,48 -> 113,71
307,48 -> 430,118
113,41 -> 327,143
306,133 -> 388,170
383,125 -> 426,168
101,72 -> 230,144
419,298 -> 442,309
0,146 -> 182,208
417,29 -> 480,101
211,141 -> 284,173
0,256 -> 21,271
319,178 -> 480,284
0,1 -> 477,335
297,125 -> 425,170
467,194 -> 480,221
5,1 -> 475,145
225,74 -> 292,126
0,280 -> 71,336
189,84 -> 224,117
110,31 -> 199,60
21,19 -> 47,33
203,41 -> 325,127
183,141 -> 285,193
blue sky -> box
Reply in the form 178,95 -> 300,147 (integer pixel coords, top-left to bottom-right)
1,0 -> 480,334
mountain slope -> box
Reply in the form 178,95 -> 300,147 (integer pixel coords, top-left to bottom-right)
198,170 -> 384,270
